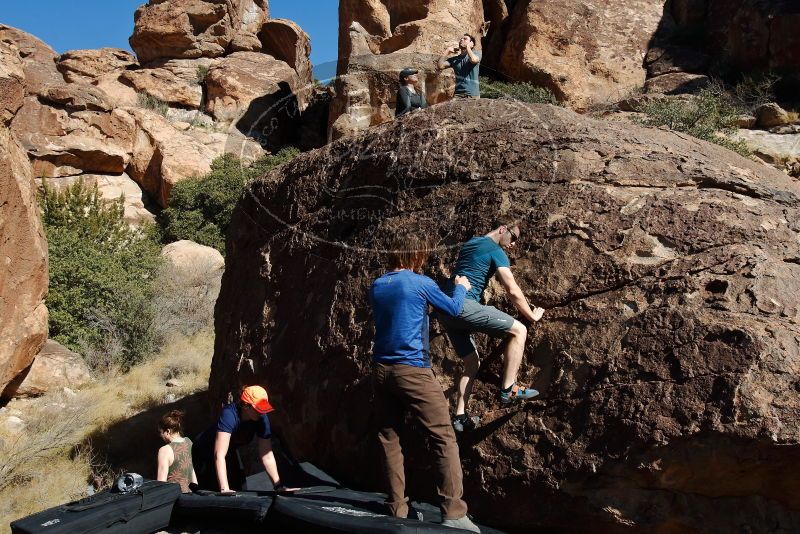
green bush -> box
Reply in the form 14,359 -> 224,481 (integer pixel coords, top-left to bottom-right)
635,87 -> 751,157
136,92 -> 169,116
480,77 -> 559,105
196,65 -> 210,84
40,180 -> 163,371
159,148 -> 299,252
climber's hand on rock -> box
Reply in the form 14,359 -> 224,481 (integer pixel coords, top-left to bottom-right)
455,275 -> 472,292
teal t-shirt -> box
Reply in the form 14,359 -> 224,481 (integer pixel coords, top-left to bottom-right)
447,52 -> 481,96
445,236 -> 510,302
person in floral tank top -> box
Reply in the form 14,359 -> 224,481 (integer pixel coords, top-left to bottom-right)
156,410 -> 197,493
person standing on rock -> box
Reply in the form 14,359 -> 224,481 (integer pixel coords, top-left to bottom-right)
370,234 -> 480,533
438,222 -> 545,433
396,68 -> 428,117
192,385 -> 290,493
436,34 -> 481,98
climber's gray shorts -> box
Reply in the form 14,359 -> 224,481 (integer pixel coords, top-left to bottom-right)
436,299 -> 515,358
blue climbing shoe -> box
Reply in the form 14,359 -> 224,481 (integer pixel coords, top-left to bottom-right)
499,384 -> 539,405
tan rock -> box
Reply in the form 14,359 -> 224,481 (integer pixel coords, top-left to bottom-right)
57,48 -> 138,83
11,97 -> 135,177
94,72 -> 140,108
644,72 -> 709,95
735,115 -> 757,129
0,128 -> 48,399
8,340 -> 92,398
125,107 -> 215,207
732,129 -> 800,167
129,0 -> 269,64
491,0 -> 664,111
330,0 -> 485,139
0,24 -> 64,96
204,51 -> 300,139
756,103 -> 791,129
185,128 -> 266,164
157,240 -> 225,335
121,67 -> 203,108
0,41 -> 25,125
39,83 -> 111,112
258,19 -> 313,97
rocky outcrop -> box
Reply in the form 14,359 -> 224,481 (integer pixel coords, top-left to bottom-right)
0,24 -> 64,96
0,128 -> 48,400
6,340 -> 92,399
159,240 -> 225,334
57,48 -> 138,83
0,37 -> 25,125
204,51 -> 301,144
126,108 -> 215,207
129,0 -> 269,64
120,67 -> 204,108
10,95 -> 135,178
485,0 -> 664,110
329,0 -> 485,139
258,19 -> 313,94
649,0 -> 800,95
212,99 -> 800,532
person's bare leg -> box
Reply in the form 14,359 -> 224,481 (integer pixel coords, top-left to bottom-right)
455,351 -> 480,416
501,321 -> 527,389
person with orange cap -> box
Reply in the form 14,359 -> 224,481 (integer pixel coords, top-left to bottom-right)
192,385 -> 287,492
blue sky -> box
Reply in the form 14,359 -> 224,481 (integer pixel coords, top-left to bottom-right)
1,0 -> 339,78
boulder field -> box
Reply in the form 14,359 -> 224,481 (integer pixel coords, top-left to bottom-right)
212,99 -> 800,532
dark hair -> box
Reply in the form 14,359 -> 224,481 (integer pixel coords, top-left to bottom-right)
492,219 -> 518,232
386,233 -> 431,272
158,410 -> 185,435
464,33 -> 476,46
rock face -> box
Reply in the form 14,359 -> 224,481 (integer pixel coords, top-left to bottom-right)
129,0 -> 269,64
0,128 -> 48,400
126,108 -> 215,207
57,48 -> 138,83
6,340 -> 92,399
258,19 -> 313,96
0,24 -> 64,96
213,99 -> 800,531
485,0 -> 664,110
329,0 -> 485,139
650,0 -> 800,95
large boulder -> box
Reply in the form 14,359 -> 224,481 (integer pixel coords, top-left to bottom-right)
204,51 -> 301,147
0,128 -> 48,400
129,0 -> 269,64
0,37 -> 25,125
258,19 -> 314,97
10,95 -> 136,177
653,0 -> 800,95
486,0 -> 664,111
212,99 -> 800,531
158,240 -> 225,334
0,24 -> 64,96
57,48 -> 138,83
6,340 -> 92,399
120,67 -> 204,108
125,108 -> 215,207
329,0 -> 485,139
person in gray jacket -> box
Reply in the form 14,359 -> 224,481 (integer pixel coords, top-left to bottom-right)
395,68 -> 427,117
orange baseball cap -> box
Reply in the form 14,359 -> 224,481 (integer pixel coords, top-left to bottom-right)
240,385 -> 274,414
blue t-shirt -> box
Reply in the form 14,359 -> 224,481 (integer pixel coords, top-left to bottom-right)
447,52 -> 481,96
370,270 -> 466,367
445,236 -> 510,302
194,403 -> 272,460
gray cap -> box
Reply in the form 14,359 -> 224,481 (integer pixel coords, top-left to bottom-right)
399,68 -> 418,81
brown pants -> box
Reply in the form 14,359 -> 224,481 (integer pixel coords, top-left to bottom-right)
372,362 -> 468,520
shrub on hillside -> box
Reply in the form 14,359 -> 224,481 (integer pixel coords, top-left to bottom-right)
635,87 -> 751,157
159,147 -> 299,252
40,180 -> 162,371
136,91 -> 169,116
480,77 -> 559,105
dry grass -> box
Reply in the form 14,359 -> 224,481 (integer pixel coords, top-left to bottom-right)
0,331 -> 213,530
